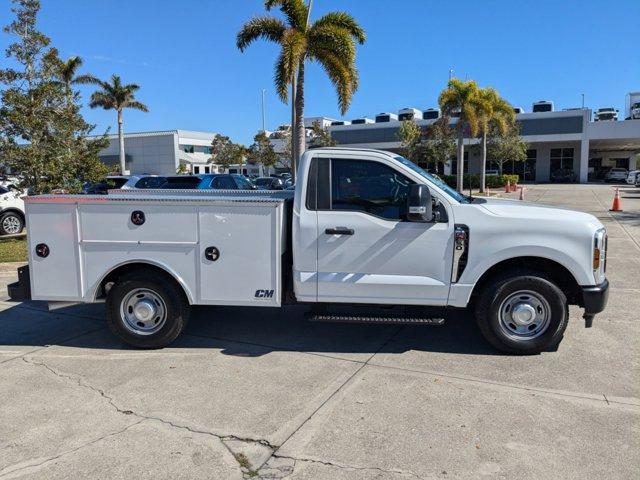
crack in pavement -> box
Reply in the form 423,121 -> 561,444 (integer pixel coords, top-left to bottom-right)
0,420 -> 144,479
17,356 -> 278,478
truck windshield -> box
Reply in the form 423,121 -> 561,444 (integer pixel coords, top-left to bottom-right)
393,156 -> 470,203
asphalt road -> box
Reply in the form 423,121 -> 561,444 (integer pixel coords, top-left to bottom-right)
0,183 -> 638,479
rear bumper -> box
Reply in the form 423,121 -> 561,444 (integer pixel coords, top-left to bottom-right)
7,264 -> 30,301
581,279 -> 609,316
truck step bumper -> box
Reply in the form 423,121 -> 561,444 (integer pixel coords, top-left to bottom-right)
307,313 -> 445,325
7,265 -> 30,301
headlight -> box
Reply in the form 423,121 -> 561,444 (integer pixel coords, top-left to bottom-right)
593,228 -> 607,282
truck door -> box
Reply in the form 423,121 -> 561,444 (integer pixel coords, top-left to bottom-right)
314,156 -> 453,305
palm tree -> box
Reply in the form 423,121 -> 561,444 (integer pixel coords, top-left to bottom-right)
83,75 -> 149,174
237,0 -> 365,176
439,79 -> 481,192
476,87 -> 515,193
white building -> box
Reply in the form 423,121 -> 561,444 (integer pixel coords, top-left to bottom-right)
96,130 -> 223,175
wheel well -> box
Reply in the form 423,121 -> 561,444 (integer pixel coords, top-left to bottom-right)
96,263 -> 190,303
470,257 -> 582,306
1,208 -> 25,223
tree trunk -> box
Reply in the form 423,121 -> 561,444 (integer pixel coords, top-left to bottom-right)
294,61 -> 306,178
456,127 -> 464,192
480,132 -> 487,193
290,79 -> 297,179
117,109 -> 126,174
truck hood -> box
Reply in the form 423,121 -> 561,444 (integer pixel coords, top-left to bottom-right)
477,197 -> 603,228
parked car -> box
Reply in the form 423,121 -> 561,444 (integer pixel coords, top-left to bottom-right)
122,175 -> 168,189
551,168 -> 577,183
159,176 -> 202,189
626,170 -> 640,185
604,168 -> 628,183
254,177 -> 285,190
636,174 -> 640,187
0,184 -> 26,235
83,176 -> 130,194
197,174 -> 257,190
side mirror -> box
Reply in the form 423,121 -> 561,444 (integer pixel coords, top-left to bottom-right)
407,184 -> 433,222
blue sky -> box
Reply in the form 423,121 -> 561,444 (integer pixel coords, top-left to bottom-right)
1,0 -> 638,145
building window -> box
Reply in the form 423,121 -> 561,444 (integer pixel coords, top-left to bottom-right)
204,166 -> 211,174
193,166 -> 200,174
183,145 -> 195,153
550,148 -> 574,172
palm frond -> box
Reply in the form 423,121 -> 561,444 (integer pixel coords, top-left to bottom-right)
236,16 -> 286,51
311,51 -> 357,114
265,0 -> 308,29
311,12 -> 365,44
308,24 -> 356,64
73,74 -> 103,86
125,100 -> 149,113
274,52 -> 290,102
88,91 -> 115,110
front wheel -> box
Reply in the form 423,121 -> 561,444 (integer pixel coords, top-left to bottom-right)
106,271 -> 190,348
475,271 -> 569,355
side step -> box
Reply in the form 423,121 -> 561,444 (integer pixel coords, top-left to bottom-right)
307,313 -> 445,325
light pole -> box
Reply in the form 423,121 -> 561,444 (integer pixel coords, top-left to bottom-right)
449,68 -> 454,81
261,89 -> 266,132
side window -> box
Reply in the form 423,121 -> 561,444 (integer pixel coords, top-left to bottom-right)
330,159 -> 414,221
212,177 -> 236,189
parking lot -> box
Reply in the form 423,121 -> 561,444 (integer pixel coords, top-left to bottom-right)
0,183 -> 638,479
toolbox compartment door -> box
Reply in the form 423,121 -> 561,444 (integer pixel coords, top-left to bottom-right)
197,204 -> 282,306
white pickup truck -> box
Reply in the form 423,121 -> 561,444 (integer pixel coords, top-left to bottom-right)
9,148 -> 609,354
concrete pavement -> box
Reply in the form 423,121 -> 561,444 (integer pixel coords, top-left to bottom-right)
0,183 -> 638,479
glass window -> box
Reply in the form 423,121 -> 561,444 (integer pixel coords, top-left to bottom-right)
0,186 -> 8,194
182,145 -> 195,153
193,166 -> 200,174
203,146 -> 212,155
233,175 -> 254,190
135,177 -> 166,188
330,159 -> 414,221
212,176 -> 236,189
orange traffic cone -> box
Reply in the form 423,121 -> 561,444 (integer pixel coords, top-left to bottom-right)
519,186 -> 524,201
609,187 -> 623,212
505,180 -> 511,193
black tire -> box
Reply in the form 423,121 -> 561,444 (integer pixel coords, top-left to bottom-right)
0,212 -> 24,235
475,270 -> 569,355
106,270 -> 190,349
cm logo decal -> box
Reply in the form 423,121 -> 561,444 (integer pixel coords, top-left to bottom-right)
255,289 -> 274,298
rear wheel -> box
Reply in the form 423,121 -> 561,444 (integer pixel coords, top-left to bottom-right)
106,271 -> 189,348
0,212 -> 24,235
475,270 -> 568,355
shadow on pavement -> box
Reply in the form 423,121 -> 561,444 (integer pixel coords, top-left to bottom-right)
0,301 -> 502,357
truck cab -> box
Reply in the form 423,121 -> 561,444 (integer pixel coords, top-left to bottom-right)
13,148 -> 609,355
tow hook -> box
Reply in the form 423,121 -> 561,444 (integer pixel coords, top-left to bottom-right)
583,313 -> 594,328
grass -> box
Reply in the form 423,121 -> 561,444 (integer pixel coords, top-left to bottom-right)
0,236 -> 28,263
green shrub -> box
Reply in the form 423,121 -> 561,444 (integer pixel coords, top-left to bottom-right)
441,174 -> 519,189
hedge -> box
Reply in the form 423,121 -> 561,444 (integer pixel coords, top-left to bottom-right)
441,174 -> 519,189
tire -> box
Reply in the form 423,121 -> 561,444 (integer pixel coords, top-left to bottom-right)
106,270 -> 190,348
0,212 -> 24,235
475,270 -> 569,355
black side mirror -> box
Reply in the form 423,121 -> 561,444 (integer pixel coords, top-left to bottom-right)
407,184 -> 433,222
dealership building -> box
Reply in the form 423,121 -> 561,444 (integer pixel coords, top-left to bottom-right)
324,106 -> 640,183
96,129 -> 222,175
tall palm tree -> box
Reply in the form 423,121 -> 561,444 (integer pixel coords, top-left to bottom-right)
237,0 -> 365,176
439,79 -> 481,192
476,87 -> 515,193
82,75 -> 149,174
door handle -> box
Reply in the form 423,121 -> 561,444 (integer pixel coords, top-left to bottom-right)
325,227 -> 354,236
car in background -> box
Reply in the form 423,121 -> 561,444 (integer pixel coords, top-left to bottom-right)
0,184 -> 26,235
121,175 -> 167,189
159,174 -> 257,190
197,174 -> 257,190
551,168 -> 577,183
626,170 -> 640,185
82,176 -> 130,194
254,177 -> 285,190
604,168 -> 628,183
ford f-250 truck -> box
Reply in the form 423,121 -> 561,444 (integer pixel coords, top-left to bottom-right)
9,148 -> 609,354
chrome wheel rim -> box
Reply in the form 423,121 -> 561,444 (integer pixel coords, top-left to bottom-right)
2,216 -> 21,234
120,288 -> 167,335
498,290 -> 551,341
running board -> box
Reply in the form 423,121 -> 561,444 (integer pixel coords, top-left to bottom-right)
307,313 -> 445,325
